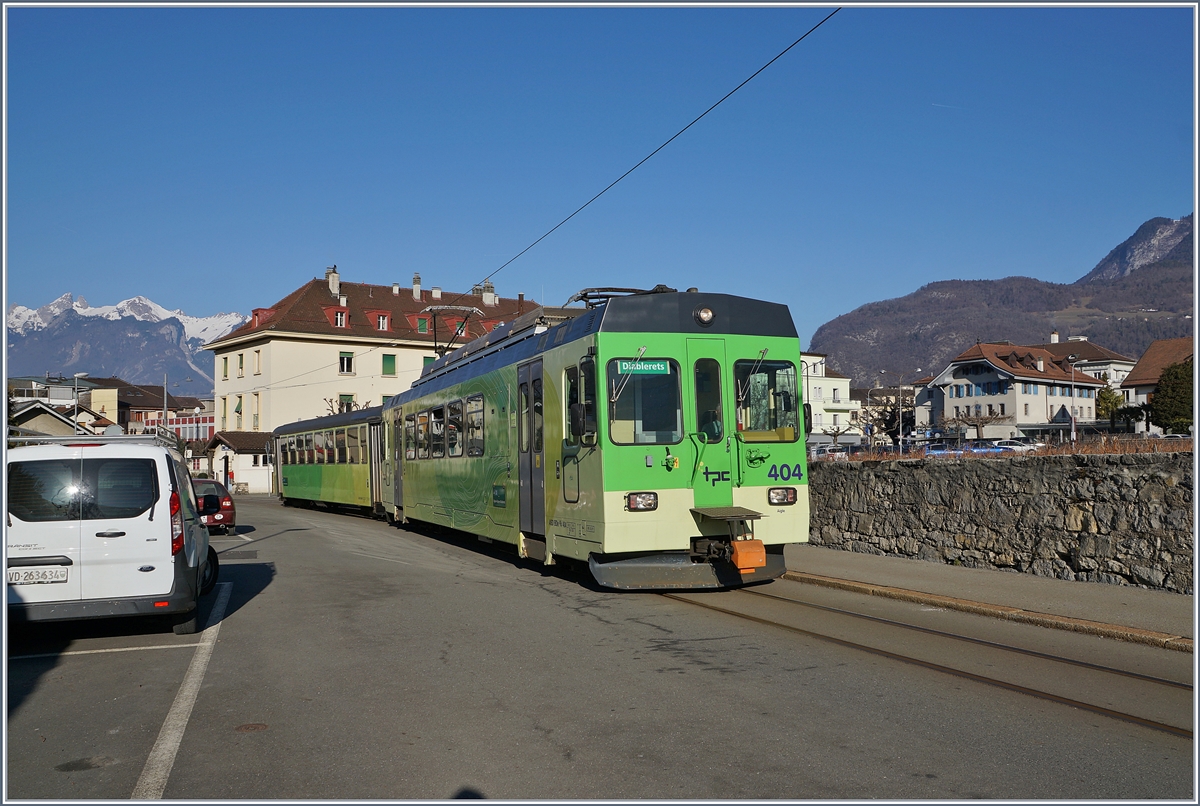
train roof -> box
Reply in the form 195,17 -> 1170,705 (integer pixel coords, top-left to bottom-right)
273,405 -> 383,436
388,289 -> 797,410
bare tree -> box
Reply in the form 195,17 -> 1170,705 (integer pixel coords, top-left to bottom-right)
820,421 -> 862,447
324,398 -> 372,416
940,411 -> 1015,440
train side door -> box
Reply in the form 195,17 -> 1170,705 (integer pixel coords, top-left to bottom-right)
687,338 -> 734,509
517,360 -> 546,536
392,408 -> 404,516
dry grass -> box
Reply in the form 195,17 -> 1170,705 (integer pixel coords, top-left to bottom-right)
835,437 -> 1193,462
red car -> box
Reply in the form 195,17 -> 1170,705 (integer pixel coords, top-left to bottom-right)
193,479 -> 236,535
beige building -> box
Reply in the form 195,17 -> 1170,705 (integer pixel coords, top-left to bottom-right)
801,353 -> 862,446
203,268 -> 533,492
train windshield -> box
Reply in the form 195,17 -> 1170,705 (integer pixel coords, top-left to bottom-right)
607,358 -> 682,445
734,359 -> 800,443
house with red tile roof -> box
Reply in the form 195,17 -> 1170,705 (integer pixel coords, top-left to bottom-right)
926,341 -> 1107,441
202,267 -> 535,492
1121,337 -> 1194,435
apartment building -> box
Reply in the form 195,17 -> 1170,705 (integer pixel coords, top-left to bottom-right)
1120,337 -> 1194,435
203,268 -> 533,492
801,353 -> 862,446
927,342 -> 1107,440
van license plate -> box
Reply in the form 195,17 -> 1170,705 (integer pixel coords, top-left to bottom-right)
7,568 -> 68,585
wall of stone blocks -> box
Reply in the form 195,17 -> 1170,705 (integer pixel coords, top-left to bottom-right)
807,453 -> 1194,594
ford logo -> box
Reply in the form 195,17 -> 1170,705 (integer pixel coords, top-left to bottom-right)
138,566 -> 155,572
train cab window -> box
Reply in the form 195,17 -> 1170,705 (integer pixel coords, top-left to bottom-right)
335,429 -> 347,463
348,426 -> 361,464
416,411 -> 430,460
606,358 -> 682,445
694,358 -> 724,444
405,414 -> 417,460
430,407 -> 446,459
734,359 -> 800,443
447,400 -> 464,457
287,435 -> 296,465
466,395 -> 484,457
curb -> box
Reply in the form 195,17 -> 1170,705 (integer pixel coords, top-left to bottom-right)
782,571 -> 1194,654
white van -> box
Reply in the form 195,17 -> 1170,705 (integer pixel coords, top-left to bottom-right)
6,433 -> 220,635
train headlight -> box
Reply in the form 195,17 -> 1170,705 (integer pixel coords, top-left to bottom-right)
694,306 -> 715,327
768,487 -> 797,505
626,492 -> 659,511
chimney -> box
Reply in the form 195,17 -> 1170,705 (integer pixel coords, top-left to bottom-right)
1037,357 -> 1044,372
1050,331 -> 1059,344
483,280 -> 496,307
412,273 -> 422,301
432,287 -> 442,300
392,283 -> 400,296
339,294 -> 347,307
326,265 -> 340,297
518,293 -> 525,315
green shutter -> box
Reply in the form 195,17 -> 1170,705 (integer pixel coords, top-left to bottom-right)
382,354 -> 396,376
417,318 -> 428,334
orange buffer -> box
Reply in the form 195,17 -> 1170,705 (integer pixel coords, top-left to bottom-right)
731,539 -> 767,573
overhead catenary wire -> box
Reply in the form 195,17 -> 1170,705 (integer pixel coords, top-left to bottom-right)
440,7 -> 842,316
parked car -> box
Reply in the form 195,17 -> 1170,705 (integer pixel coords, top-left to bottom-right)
963,439 -> 1004,455
7,434 -> 220,635
993,439 -> 1035,453
1158,434 -> 1191,440
194,479 -> 236,535
1011,436 -> 1047,448
811,445 -> 849,461
923,441 -> 965,456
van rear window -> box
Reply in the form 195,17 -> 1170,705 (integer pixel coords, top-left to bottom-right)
8,459 -> 159,522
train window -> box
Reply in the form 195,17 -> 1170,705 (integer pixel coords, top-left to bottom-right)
430,407 -> 446,459
694,358 -> 724,444
606,358 -> 682,445
405,414 -> 417,460
416,411 -> 430,460
335,429 -> 347,463
565,367 -> 579,445
348,426 -> 361,464
579,356 -> 598,441
519,383 -> 530,453
304,433 -> 314,464
532,378 -> 543,454
734,359 -> 800,443
447,400 -> 463,457
287,435 -> 296,465
466,395 -> 484,457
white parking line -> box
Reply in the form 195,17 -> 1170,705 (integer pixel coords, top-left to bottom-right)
10,644 -> 201,661
348,551 -> 411,565
131,582 -> 232,800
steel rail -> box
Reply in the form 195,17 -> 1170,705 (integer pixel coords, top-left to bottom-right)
662,591 -> 1192,740
742,587 -> 1192,691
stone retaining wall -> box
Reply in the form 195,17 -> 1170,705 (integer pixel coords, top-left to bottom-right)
807,453 -> 1194,594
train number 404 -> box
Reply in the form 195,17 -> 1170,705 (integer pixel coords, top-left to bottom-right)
766,464 -> 804,482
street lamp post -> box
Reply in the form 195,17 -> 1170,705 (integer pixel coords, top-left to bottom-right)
879,368 -> 922,451
73,372 -> 89,434
1067,353 -> 1079,443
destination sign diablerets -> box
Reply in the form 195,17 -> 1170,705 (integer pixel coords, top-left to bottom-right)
618,360 -> 669,375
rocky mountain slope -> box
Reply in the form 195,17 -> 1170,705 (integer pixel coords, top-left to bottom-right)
810,214 -> 1194,387
6,295 -> 247,394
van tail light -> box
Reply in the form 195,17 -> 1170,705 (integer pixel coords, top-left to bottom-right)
170,491 -> 184,555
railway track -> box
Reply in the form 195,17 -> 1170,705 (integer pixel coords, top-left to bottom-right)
664,585 -> 1193,739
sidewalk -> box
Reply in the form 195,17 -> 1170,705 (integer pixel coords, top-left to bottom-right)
783,544 -> 1194,652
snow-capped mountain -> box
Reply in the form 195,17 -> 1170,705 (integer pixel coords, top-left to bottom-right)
7,293 -> 246,345
6,294 -> 248,395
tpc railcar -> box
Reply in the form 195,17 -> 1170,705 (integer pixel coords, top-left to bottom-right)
376,286 -> 812,589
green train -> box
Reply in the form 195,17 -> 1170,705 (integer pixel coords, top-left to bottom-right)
275,286 -> 811,589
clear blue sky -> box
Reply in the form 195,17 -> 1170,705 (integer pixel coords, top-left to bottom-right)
5,5 -> 1194,349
